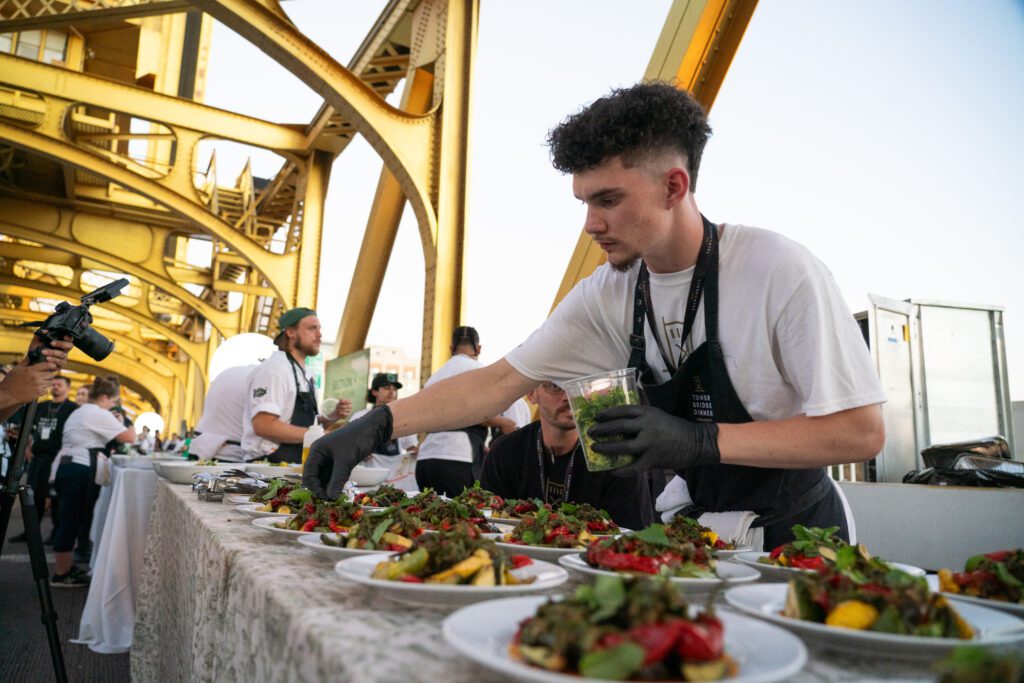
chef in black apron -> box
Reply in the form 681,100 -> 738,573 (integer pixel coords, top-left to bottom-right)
267,354 -> 318,464
247,308 -> 350,465
588,218 -> 849,551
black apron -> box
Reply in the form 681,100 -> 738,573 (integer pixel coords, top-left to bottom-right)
269,355 -> 318,464
626,216 -> 844,549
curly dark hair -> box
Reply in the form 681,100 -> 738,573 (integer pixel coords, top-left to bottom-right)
547,82 -> 713,189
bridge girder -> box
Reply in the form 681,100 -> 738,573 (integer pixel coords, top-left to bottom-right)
0,195 -> 241,338
0,56 -> 313,319
0,328 -> 172,416
194,0 -> 478,377
0,305 -> 185,385
0,274 -> 208,373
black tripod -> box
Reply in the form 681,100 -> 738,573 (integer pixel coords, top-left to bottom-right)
0,395 -> 69,683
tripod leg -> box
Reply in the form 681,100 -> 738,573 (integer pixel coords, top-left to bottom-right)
21,485 -> 69,683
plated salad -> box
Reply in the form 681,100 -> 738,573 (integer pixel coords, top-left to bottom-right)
938,549 -> 1023,605
491,497 -> 544,520
761,525 -> 852,572
665,516 -> 733,551
352,484 -> 408,508
370,524 -> 533,585
586,525 -> 716,578
248,478 -> 301,513
275,496 -> 364,534
452,481 -> 504,512
512,575 -> 735,681
415,498 -> 499,533
784,544 -> 973,638
504,507 -> 594,549
492,498 -> 620,534
322,508 -> 425,552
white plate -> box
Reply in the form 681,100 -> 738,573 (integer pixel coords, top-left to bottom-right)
296,533 -> 398,559
926,574 -> 1024,617
235,503 -> 292,519
558,553 -> 759,589
443,596 -> 808,683
156,462 -> 237,484
734,551 -> 926,581
725,583 -> 1024,660
494,540 -> 590,562
250,516 -> 312,537
713,545 -> 753,558
245,463 -> 303,477
226,493 -> 253,505
334,553 -> 569,607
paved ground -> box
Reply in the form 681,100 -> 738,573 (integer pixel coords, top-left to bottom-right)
1,494 -> 130,682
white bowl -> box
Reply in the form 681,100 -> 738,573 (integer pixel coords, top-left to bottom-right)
156,462 -> 235,485
245,463 -> 303,478
348,466 -> 389,487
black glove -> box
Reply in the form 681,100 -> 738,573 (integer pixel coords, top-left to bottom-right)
587,404 -> 720,476
302,405 -> 393,499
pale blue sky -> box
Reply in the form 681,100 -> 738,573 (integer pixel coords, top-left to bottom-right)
203,0 -> 1024,399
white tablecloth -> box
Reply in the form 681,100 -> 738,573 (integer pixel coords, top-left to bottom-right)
74,464 -> 158,653
129,481 -> 947,682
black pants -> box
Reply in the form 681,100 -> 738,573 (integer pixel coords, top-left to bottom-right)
78,480 -> 100,549
27,451 -> 58,526
52,462 -> 92,553
415,459 -> 473,498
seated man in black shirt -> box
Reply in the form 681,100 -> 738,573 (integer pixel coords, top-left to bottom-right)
481,381 -> 654,530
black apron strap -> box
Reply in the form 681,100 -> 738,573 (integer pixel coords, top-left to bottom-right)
628,217 -> 718,379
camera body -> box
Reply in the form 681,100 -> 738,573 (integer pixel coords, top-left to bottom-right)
33,300 -> 112,361
28,278 -> 128,362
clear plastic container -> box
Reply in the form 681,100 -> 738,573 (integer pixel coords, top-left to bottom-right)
564,368 -> 640,472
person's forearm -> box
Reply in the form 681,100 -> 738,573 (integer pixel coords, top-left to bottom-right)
717,404 -> 885,468
390,359 -> 537,438
483,415 -> 516,434
253,416 -> 306,444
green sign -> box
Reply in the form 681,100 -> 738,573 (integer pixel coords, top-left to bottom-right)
323,348 -> 371,420
304,351 -> 325,399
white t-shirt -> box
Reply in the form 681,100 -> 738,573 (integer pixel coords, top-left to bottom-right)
350,406 -> 418,453
57,403 -> 129,468
417,354 -> 486,463
241,351 -> 316,457
192,364 -> 257,461
506,225 -> 885,422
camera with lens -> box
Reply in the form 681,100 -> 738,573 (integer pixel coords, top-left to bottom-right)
25,278 -> 129,362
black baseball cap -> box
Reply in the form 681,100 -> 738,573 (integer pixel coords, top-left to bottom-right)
371,372 -> 403,391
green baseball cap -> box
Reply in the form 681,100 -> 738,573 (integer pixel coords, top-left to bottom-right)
275,307 -> 317,340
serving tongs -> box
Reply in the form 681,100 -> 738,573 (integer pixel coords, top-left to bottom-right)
193,470 -> 269,501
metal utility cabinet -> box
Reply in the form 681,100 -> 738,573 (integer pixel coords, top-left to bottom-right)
856,296 -> 1015,483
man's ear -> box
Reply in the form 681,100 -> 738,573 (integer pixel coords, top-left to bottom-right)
665,167 -> 691,208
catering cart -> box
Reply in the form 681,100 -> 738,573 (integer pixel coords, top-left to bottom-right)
855,295 -> 1015,483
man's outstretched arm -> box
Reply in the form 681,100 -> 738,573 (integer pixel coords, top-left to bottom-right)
388,359 -> 538,437
304,359 -> 538,499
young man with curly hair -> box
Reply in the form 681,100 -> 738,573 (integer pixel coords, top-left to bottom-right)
306,83 -> 885,549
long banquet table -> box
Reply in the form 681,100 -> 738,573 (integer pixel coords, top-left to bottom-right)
131,480 -> 946,682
